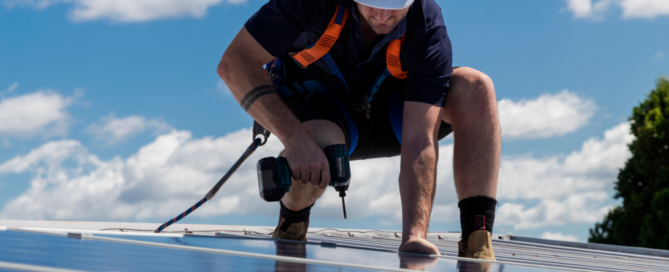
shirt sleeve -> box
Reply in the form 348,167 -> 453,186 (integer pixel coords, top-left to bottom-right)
244,0 -> 334,57
403,26 -> 453,107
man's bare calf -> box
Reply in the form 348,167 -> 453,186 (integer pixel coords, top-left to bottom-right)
443,67 -> 500,201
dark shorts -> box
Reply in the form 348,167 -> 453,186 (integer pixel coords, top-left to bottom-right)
279,81 -> 453,161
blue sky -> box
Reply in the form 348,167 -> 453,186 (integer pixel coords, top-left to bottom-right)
0,0 -> 668,243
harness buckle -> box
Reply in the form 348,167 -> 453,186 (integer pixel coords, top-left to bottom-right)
364,94 -> 371,119
348,95 -> 371,119
289,52 -> 309,69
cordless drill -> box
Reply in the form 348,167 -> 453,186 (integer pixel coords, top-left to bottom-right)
257,144 -> 351,218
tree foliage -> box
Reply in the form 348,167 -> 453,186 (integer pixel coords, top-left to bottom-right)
589,76 -> 669,249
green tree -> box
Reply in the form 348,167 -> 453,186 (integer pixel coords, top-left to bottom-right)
589,76 -> 669,249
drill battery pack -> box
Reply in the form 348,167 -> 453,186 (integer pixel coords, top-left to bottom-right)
257,156 -> 291,202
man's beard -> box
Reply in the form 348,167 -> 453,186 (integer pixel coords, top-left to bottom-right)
363,16 -> 400,35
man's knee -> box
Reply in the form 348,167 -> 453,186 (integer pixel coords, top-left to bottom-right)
301,120 -> 346,149
444,67 -> 498,123
452,67 -> 495,100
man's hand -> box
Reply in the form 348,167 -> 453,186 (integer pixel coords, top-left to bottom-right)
283,134 -> 331,189
399,237 -> 441,255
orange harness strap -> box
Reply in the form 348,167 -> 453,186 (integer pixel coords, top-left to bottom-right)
386,35 -> 407,79
292,5 -> 349,67
292,5 -> 407,80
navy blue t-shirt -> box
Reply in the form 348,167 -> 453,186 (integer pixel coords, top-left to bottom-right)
245,0 -> 452,107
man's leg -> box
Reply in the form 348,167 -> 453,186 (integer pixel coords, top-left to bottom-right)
272,119 -> 346,241
442,67 -> 500,260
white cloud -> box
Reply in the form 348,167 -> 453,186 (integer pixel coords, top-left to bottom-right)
86,114 -> 172,145
566,0 -> 614,19
619,0 -> 669,19
565,0 -> 669,19
496,192 -> 613,230
498,122 -> 632,200
541,231 -> 581,242
654,52 -> 664,60
498,90 -> 595,140
0,140 -> 83,174
2,0 -> 64,9
2,83 -> 18,95
0,122 -> 633,232
566,0 -> 592,17
494,122 -> 632,230
0,91 -> 72,137
0,128 -> 281,221
70,0 -> 223,22
3,0 -> 247,22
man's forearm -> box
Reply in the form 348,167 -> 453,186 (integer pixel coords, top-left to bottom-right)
218,42 -> 307,148
399,144 -> 438,242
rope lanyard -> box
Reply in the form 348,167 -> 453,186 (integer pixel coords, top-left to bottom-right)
154,123 -> 271,233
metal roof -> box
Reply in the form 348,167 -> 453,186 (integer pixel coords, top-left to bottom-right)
1,220 -> 668,272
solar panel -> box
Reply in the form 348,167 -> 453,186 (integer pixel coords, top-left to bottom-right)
0,228 -> 573,272
3,223 -> 665,272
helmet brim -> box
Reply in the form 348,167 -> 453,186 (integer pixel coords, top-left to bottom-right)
353,0 -> 414,10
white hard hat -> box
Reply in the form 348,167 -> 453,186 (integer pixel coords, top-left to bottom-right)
353,0 -> 414,10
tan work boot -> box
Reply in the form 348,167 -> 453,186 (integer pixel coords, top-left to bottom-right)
458,230 -> 496,261
271,216 -> 309,242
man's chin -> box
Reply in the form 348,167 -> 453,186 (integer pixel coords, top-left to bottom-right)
371,25 -> 394,35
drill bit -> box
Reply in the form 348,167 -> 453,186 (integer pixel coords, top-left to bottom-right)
341,196 -> 347,219
338,190 -> 348,219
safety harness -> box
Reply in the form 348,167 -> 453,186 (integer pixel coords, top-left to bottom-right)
290,4 -> 407,119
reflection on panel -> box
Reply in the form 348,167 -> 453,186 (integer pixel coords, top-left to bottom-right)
99,233 -> 566,272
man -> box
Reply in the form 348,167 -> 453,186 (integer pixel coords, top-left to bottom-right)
218,0 -> 500,259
